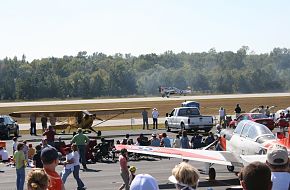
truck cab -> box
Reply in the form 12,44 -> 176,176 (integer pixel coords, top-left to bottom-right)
165,107 -> 213,132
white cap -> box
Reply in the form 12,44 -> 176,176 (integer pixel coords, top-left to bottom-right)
130,174 -> 159,190
267,144 -> 288,165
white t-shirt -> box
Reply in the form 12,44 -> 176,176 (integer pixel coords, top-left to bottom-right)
65,152 -> 75,170
13,142 -> 17,152
271,172 -> 290,190
219,109 -> 225,117
72,151 -> 80,166
0,149 -> 8,160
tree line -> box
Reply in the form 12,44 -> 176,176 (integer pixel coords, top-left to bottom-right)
0,46 -> 290,100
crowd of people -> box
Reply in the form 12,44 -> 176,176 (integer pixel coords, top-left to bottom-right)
0,126 -> 90,190
0,104 -> 289,190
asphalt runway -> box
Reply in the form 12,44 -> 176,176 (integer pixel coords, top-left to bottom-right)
1,92 -> 290,107
0,130 -> 241,190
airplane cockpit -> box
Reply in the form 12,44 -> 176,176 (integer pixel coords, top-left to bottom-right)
234,120 -> 275,143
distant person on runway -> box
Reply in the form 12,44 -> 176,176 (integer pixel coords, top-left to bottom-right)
141,109 -> 149,130
235,104 -> 242,118
152,108 -> 159,129
30,114 -> 37,136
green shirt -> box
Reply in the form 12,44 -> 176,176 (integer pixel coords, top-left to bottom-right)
71,133 -> 89,145
14,150 -> 25,169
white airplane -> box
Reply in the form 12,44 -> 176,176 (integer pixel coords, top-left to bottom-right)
158,86 -> 192,98
115,120 -> 290,179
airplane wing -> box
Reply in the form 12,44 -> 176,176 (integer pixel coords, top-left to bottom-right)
9,110 -> 83,118
240,155 -> 267,165
87,107 -> 150,115
115,144 -> 243,167
9,107 -> 151,118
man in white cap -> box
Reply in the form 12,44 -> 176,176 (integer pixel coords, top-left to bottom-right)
266,144 -> 290,190
152,108 -> 159,129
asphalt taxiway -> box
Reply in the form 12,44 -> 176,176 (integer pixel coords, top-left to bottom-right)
0,129 -> 241,190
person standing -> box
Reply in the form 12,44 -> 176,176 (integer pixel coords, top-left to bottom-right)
12,137 -> 18,154
41,147 -> 65,190
141,109 -> 149,130
30,114 -> 37,136
71,144 -> 86,190
43,125 -> 56,147
152,108 -> 159,129
234,104 -> 242,118
119,148 -> 129,190
180,131 -> 190,149
266,144 -> 290,190
71,128 -> 89,170
13,143 -> 26,190
61,147 -> 74,184
41,115 -> 48,133
49,115 -> 56,126
219,107 -> 226,125
172,134 -> 181,148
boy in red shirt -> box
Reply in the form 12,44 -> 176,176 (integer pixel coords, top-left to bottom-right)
41,147 -> 65,190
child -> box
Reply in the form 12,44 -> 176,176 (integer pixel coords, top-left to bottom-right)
27,169 -> 48,190
28,144 -> 36,160
12,137 -> 18,154
129,166 -> 136,185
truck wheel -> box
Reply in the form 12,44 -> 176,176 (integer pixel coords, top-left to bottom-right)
181,123 -> 185,131
165,121 -> 171,132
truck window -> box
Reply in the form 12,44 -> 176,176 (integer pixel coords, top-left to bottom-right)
178,108 -> 200,116
170,109 -> 175,116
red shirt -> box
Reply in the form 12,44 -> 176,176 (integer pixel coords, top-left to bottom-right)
43,130 -> 56,142
44,168 -> 63,190
119,155 -> 128,171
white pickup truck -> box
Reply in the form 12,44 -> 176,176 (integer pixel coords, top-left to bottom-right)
165,107 -> 213,132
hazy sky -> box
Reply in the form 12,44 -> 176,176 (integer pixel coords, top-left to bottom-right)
1,0 -> 289,61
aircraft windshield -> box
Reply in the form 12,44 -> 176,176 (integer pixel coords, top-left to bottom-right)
251,114 -> 268,119
255,124 -> 274,136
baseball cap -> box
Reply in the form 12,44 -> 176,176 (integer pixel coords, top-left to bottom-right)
267,144 -> 288,165
41,147 -> 59,165
152,133 -> 157,137
130,174 -> 159,190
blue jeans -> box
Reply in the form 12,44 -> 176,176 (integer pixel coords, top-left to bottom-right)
61,168 -> 72,184
16,167 -> 25,190
77,145 -> 87,168
73,165 -> 85,188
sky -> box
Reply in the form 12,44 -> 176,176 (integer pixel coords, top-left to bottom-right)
0,0 -> 290,61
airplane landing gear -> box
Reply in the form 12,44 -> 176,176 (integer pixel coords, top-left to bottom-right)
227,165 -> 235,172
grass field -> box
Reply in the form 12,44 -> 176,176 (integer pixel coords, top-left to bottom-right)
1,96 -> 290,125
